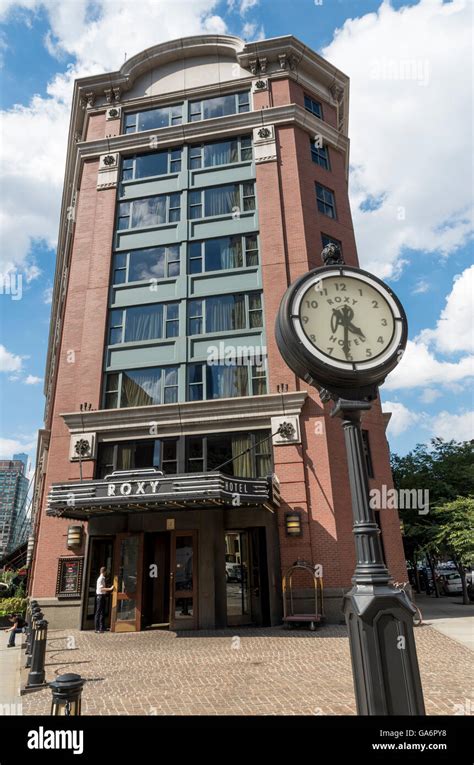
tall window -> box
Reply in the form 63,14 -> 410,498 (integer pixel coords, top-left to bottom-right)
113,245 -> 180,285
188,182 -> 255,220
124,104 -> 183,133
316,183 -> 336,219
304,94 -> 323,119
121,149 -> 182,181
189,136 -> 252,169
187,293 -> 262,335
104,366 -> 178,408
310,139 -> 330,170
108,302 -> 179,345
188,235 -> 258,274
189,92 -> 250,122
187,362 -> 267,401
117,194 -> 181,229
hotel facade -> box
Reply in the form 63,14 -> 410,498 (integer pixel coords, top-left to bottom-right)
29,34 -> 407,632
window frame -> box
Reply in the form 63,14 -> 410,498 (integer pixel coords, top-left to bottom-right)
112,244 -> 181,285
187,359 -> 267,401
104,365 -> 179,409
188,135 -> 253,170
187,291 -> 263,336
316,182 -> 337,219
310,139 -> 330,170
116,193 -> 181,231
188,91 -> 251,123
304,94 -> 323,120
188,181 -> 256,221
107,301 -> 180,346
123,103 -> 184,134
120,148 -> 183,182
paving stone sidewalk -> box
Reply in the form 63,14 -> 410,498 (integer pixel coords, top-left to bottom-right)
21,623 -> 473,716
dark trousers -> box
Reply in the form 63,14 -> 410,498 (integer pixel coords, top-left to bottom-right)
7,627 -> 23,647
94,595 -> 106,632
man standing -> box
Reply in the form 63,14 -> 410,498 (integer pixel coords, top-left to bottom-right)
95,567 -> 114,633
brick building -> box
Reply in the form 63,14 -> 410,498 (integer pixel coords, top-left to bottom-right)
29,34 -> 407,631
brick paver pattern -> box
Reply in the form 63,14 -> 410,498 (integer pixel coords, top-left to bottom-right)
21,624 -> 473,716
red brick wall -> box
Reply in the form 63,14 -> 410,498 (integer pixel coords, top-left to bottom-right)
257,77 -> 407,587
30,158 -> 116,597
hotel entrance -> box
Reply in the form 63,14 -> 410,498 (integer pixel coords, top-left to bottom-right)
225,529 -> 269,626
108,530 -> 198,632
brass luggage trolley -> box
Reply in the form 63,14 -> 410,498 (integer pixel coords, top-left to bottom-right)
282,560 -> 324,630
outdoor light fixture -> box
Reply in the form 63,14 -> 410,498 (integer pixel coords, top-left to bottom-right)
285,512 -> 302,537
67,526 -> 83,549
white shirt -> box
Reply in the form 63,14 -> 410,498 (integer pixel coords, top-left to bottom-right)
96,574 -> 106,595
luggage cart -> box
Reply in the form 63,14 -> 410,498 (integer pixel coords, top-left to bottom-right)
282,560 -> 324,630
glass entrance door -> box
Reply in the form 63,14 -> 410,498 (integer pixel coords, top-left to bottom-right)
170,531 -> 197,629
225,531 -> 252,625
111,532 -> 144,632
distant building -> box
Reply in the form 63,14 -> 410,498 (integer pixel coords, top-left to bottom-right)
0,460 -> 29,559
13,453 -> 28,470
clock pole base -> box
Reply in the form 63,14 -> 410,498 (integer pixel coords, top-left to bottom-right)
344,584 -> 426,715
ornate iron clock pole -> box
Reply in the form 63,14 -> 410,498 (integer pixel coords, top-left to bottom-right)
276,244 -> 425,715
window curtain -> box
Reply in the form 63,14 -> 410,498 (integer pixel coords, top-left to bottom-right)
207,365 -> 248,399
117,444 -> 133,470
205,238 -> 242,270
206,295 -> 244,332
205,186 -> 239,217
132,196 -> 167,228
124,305 -> 163,342
121,369 -> 161,407
231,433 -> 253,478
204,140 -> 238,167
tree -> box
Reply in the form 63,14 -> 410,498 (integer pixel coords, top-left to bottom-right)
428,497 -> 474,605
391,439 -> 474,599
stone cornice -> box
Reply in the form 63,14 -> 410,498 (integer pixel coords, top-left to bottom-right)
61,391 -> 308,439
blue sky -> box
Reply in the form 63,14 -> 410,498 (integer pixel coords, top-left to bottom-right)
0,0 -> 472,473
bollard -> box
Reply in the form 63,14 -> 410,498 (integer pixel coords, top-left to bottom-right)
25,608 -> 42,668
27,619 -> 48,686
49,674 -> 86,716
24,601 -> 38,651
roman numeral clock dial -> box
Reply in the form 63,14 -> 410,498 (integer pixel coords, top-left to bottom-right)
276,265 -> 407,395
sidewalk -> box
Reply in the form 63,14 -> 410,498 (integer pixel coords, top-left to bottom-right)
0,639 -> 23,715
415,593 -> 474,651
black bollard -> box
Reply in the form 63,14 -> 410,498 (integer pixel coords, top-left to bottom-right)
25,608 -> 42,668
27,619 -> 48,687
49,673 -> 86,716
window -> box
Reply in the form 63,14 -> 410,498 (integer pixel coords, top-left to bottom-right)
188,183 -> 255,220
188,91 -> 250,122
187,362 -> 267,401
117,194 -> 181,230
310,139 -> 330,170
362,430 -> 374,478
104,366 -> 179,408
124,104 -> 183,133
113,245 -> 180,284
321,234 -> 342,255
96,438 -> 178,479
187,292 -> 262,335
108,302 -> 179,345
186,431 -> 271,478
316,183 -> 336,219
304,94 -> 323,119
121,149 -> 182,181
188,136 -> 252,169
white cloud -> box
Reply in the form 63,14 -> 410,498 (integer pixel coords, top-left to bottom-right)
419,388 -> 441,405
383,401 -> 474,443
322,0 -> 473,279
0,344 -> 23,373
382,400 -> 421,436
411,280 -> 430,295
24,374 -> 42,385
418,265 -> 474,354
385,338 -> 474,390
0,0 -> 228,277
42,286 -> 53,304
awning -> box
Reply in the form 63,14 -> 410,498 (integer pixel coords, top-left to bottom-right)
46,469 -> 280,520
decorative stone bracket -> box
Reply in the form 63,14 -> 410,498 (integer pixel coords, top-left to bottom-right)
271,416 -> 301,445
69,433 -> 97,462
106,106 -> 121,121
252,124 -> 277,164
97,152 -> 119,189
252,78 -> 268,93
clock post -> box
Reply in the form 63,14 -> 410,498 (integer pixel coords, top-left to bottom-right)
276,244 -> 425,716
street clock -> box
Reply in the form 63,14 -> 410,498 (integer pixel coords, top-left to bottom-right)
276,264 -> 408,398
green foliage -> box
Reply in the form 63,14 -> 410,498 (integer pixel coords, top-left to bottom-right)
0,597 -> 27,616
391,439 -> 474,562
428,497 -> 474,564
